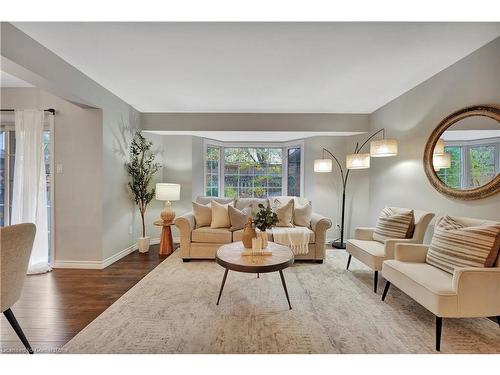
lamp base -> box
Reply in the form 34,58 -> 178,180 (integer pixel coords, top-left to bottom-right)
331,241 -> 346,249
160,201 -> 176,224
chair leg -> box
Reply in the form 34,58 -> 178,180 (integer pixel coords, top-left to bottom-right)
3,308 -> 33,354
373,271 -> 378,293
436,316 -> 442,352
381,281 -> 391,301
346,254 -> 352,270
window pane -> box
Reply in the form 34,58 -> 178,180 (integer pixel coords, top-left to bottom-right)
205,146 -> 220,197
468,145 -> 496,188
287,147 -> 301,196
222,147 -> 283,198
205,144 -> 303,199
224,186 -> 237,198
224,175 -> 238,187
268,188 -> 282,197
437,146 -> 461,189
268,164 -> 281,176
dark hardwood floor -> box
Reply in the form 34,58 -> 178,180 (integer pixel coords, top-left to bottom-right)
1,244 -> 169,353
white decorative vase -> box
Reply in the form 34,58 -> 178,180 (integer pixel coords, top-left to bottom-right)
257,230 -> 268,249
137,237 -> 150,253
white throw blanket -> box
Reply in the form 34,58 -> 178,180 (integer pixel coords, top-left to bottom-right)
271,227 -> 310,255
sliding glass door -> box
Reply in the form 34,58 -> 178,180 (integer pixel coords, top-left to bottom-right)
0,126 -> 52,260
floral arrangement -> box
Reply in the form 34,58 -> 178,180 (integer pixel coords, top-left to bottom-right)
253,203 -> 278,232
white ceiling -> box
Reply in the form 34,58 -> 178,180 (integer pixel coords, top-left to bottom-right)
0,70 -> 34,87
12,22 -> 500,113
144,130 -> 365,142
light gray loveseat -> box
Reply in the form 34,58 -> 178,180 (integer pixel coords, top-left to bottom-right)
175,196 -> 332,262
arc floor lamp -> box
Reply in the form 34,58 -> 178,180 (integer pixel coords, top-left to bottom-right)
314,128 -> 398,249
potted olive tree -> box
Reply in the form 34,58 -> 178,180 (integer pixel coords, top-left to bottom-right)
126,131 -> 161,253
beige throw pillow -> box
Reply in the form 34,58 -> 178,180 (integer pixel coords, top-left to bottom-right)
426,216 -> 500,274
236,198 -> 268,215
272,199 -> 294,228
192,201 -> 212,228
210,200 -> 234,229
294,202 -> 312,227
373,207 -> 415,242
228,205 -> 252,231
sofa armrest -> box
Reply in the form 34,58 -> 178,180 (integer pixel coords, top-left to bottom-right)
310,213 -> 332,260
394,243 -> 429,263
310,213 -> 332,233
174,212 -> 195,259
354,227 -> 375,241
452,267 -> 500,315
384,238 -> 418,259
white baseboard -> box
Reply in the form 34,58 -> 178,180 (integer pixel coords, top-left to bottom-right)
52,259 -> 104,269
53,237 -> 163,269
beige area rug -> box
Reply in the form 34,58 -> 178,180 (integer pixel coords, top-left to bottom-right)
63,250 -> 500,354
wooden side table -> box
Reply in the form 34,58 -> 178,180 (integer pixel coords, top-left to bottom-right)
154,220 -> 174,256
215,241 -> 295,309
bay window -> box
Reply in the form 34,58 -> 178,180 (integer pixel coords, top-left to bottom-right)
204,140 -> 304,198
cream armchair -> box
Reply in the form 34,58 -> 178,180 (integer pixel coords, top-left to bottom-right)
346,208 -> 434,292
381,216 -> 500,351
1,223 -> 36,354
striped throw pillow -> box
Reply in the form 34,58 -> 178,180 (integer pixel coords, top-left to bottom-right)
373,207 -> 415,242
426,216 -> 500,274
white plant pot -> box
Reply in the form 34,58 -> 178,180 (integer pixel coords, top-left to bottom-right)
137,237 -> 150,253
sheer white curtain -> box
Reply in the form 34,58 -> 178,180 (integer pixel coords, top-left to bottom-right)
11,109 -> 51,274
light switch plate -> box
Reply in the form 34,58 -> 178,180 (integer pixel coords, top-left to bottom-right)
56,164 -> 63,173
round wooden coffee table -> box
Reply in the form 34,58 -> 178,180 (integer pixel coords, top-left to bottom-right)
215,241 -> 294,309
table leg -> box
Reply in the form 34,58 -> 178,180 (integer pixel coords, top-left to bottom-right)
257,273 -> 259,278
159,225 -> 174,256
216,268 -> 229,305
279,270 -> 292,310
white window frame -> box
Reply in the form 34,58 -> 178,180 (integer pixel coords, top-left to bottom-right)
203,138 -> 305,198
444,137 -> 500,189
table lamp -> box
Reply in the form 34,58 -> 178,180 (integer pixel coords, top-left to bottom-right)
156,183 -> 180,223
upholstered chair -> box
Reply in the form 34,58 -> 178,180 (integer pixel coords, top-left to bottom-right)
346,208 -> 434,292
1,223 -> 36,354
381,216 -> 500,351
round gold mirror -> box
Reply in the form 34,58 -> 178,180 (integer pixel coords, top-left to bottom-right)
423,104 -> 500,200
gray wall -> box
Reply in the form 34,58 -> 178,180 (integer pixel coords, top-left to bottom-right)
141,132 -> 367,240
304,135 -> 370,239
367,37 -> 500,241
141,134 -> 196,240
3,22 -> 498,263
141,111 -> 371,240
100,103 -> 141,260
2,22 -> 142,263
1,88 -> 103,263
